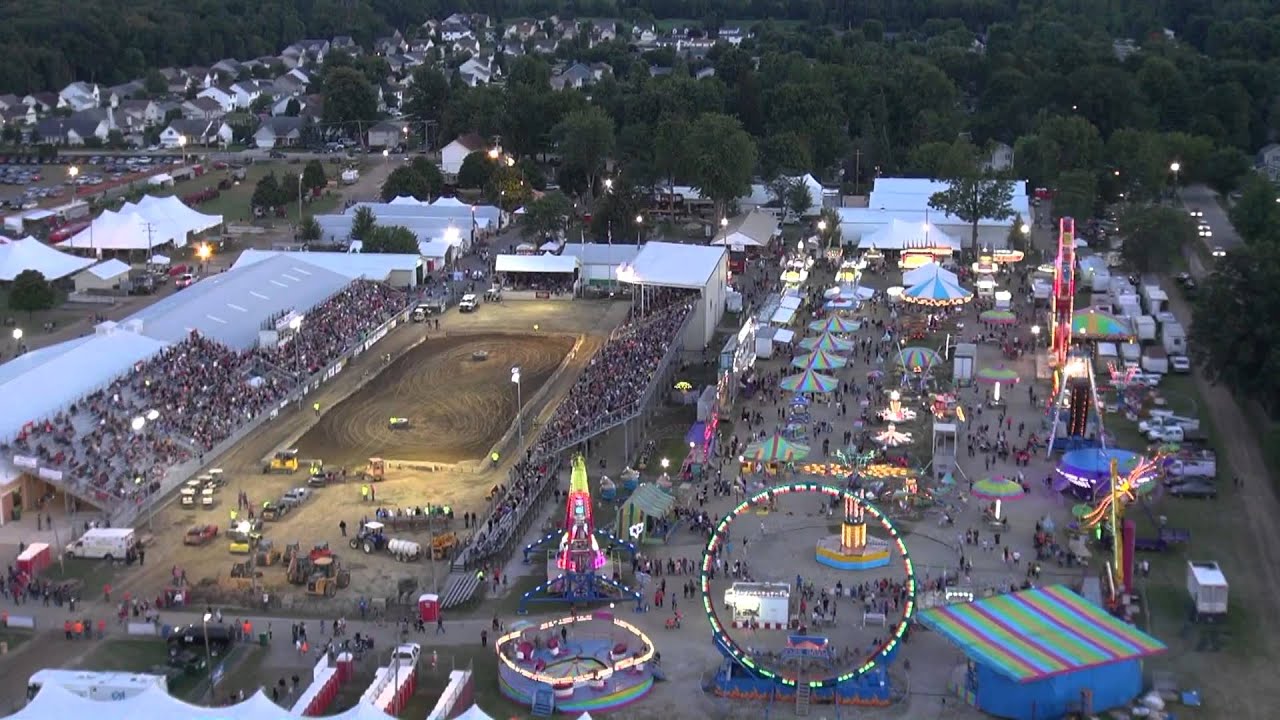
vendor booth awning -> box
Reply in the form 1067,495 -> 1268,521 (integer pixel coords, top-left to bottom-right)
1071,308 -> 1133,339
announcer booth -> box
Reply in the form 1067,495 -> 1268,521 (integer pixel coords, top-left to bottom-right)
493,254 -> 581,300
617,241 -> 729,350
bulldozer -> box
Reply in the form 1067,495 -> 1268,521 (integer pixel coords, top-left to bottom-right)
228,521 -> 262,554
263,449 -> 300,474
255,539 -> 282,566
305,556 -> 351,597
431,532 -> 458,561
357,457 -> 386,483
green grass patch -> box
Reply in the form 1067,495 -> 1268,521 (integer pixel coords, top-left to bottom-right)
0,627 -> 34,653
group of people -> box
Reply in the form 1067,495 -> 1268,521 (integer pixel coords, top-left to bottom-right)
9,280 -> 408,510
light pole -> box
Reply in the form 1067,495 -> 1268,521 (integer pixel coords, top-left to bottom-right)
12,327 -> 22,355
1170,161 -> 1181,195
511,367 -> 523,448
382,148 -> 389,165
635,214 -> 643,243
817,219 -> 827,248
289,316 -> 303,376
1031,324 -> 1041,347
297,171 -> 304,225
201,612 -> 215,700
179,135 -> 187,164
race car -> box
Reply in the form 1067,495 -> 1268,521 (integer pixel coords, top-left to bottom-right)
183,524 -> 219,546
389,417 -> 411,429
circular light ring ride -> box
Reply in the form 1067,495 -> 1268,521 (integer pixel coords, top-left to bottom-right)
496,612 -> 656,686
700,482 -> 917,688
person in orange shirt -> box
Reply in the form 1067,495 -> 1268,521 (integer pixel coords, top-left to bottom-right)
63,620 -> 73,640
103,584 -> 111,602
96,619 -> 106,639
72,620 -> 84,638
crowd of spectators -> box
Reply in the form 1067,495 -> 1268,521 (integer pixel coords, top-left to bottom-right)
5,280 -> 407,513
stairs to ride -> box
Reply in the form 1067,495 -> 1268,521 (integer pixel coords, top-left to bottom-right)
795,684 -> 811,716
531,688 -> 555,716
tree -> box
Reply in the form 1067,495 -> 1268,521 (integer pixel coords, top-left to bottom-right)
1228,174 -> 1280,245
552,107 -> 615,195
1191,243 -> 1280,413
686,113 -> 756,220
403,67 -> 451,145
362,225 -> 420,254
301,160 -> 327,192
1200,147 -> 1250,196
487,164 -> 531,211
321,67 -> 378,142
1118,205 -> 1196,273
284,98 -> 301,117
817,207 -> 842,249
9,269 -> 55,315
456,152 -> 494,190
381,165 -> 431,202
349,206 -> 376,241
785,180 -> 813,219
1052,170 -> 1098,222
410,157 -> 444,198
299,216 -> 322,242
1007,213 -> 1029,251
143,70 -> 167,96
758,131 -> 812,179
927,173 -> 1015,255
521,192 -> 573,239
251,173 -> 285,210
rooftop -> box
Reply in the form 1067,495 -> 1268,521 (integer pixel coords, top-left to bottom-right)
620,241 -> 726,290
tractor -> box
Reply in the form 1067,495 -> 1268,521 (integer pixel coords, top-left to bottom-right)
255,539 -> 282,566
357,457 -> 386,483
350,521 -> 389,554
227,521 -> 262,554
226,560 -> 261,590
305,556 -> 351,597
431,532 -> 458,560
263,449 -> 300,474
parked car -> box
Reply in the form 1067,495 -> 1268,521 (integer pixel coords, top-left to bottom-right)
167,624 -> 234,657
1170,355 -> 1191,373
175,273 -> 197,289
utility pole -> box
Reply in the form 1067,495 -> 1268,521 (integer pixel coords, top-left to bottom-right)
853,149 -> 862,196
144,222 -> 156,266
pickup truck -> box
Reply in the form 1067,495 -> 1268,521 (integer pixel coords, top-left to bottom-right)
1165,458 -> 1217,479
1139,413 -> 1200,436
281,487 -> 311,507
1148,425 -> 1207,444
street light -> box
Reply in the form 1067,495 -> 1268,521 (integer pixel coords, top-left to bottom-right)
196,242 -> 213,270
288,316 -> 303,375
660,458 -> 670,471
297,171 -> 304,225
635,214 -> 643,243
178,135 -> 188,164
1020,223 -> 1031,235
1031,325 -> 1041,345
201,612 -> 215,699
511,367 -> 523,448
488,147 -> 500,160
382,148 -> 389,164
1170,161 -> 1181,192
68,165 -> 78,183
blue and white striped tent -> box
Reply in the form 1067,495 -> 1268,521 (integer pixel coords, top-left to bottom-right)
902,271 -> 972,306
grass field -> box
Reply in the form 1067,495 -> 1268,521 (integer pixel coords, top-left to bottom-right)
148,161 -> 348,225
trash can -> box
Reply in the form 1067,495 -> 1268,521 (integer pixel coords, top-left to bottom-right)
259,632 -> 269,646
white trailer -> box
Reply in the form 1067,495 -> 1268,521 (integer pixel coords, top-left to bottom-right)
1141,346 -> 1168,374
953,343 -> 977,386
1162,322 -> 1187,355
1134,316 -> 1157,342
1186,561 -> 1229,620
27,670 -> 166,701
724,581 -> 790,628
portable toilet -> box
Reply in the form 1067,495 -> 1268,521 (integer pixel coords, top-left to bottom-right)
418,593 -> 440,623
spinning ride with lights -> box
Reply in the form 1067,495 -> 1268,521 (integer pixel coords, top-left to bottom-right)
874,423 -> 913,447
878,390 -> 917,423
519,455 -> 641,613
703,483 -> 915,707
816,492 -> 892,570
1079,456 -> 1162,598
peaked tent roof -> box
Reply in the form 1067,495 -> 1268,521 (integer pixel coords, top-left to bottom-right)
0,235 -> 94,281
902,274 -> 972,304
622,483 -> 675,519
389,195 -> 426,205
711,209 -> 779,247
133,194 -> 223,236
861,218 -> 959,250
11,683 -> 399,720
57,210 -> 182,251
85,258 -> 131,280
431,196 -> 471,208
454,706 -> 497,720
903,261 -> 959,287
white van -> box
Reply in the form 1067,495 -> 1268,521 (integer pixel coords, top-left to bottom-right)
65,528 -> 137,561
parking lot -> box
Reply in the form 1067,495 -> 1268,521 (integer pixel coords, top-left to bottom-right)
0,152 -> 183,212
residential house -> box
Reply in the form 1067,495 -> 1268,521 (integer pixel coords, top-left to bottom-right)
1257,143 -> 1280,182
160,118 -> 231,147
0,94 -> 21,111
719,27 -> 746,45
590,20 -> 618,42
24,93 -> 60,113
458,54 -> 497,84
270,94 -> 311,117
375,30 -> 406,55
442,12 -> 471,26
59,82 -> 100,111
211,59 -> 244,81
182,97 -> 226,121
184,67 -> 214,89
441,22 -> 474,42
409,38 -> 435,54
441,133 -> 488,174
253,116 -> 306,149
280,45 -> 305,69
531,37 -> 558,54
299,39 -> 331,62
196,85 -> 237,113
695,66 -> 716,80
550,62 -> 611,91
635,26 -> 658,45
274,73 -> 308,96
158,68 -> 189,94
116,100 -> 164,130
332,35 -> 357,52
35,109 -> 113,145
649,65 -> 674,78
106,80 -> 145,106
230,80 -> 273,109
452,37 -> 482,56
506,20 -> 539,41
552,18 -> 578,40
367,121 -> 405,148
501,40 -> 526,57
1,105 -> 37,127
986,142 -> 1014,172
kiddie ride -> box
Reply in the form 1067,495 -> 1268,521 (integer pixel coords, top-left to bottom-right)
519,455 -> 642,614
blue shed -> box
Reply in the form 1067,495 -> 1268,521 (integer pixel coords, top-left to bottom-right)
918,585 -> 1166,720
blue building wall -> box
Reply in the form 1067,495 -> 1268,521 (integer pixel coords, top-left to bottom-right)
973,658 -> 1143,720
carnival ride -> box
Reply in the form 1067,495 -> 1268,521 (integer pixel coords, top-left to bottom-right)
815,493 -> 892,570
519,455 -> 642,613
702,482 -> 915,708
879,390 -> 918,423
1046,350 -> 1106,454
496,611 -> 657,714
1077,455 -> 1162,598
1050,217 -> 1077,369
874,423 -> 914,448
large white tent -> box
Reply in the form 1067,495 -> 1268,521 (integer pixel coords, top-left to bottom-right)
10,682 -> 397,720
389,195 -> 426,205
0,236 -> 94,281
431,196 -> 471,208
859,218 -> 960,251
347,202 -> 500,230
57,210 -> 182,251
711,209 -> 778,248
619,241 -> 729,348
315,214 -> 467,247
129,195 -> 223,237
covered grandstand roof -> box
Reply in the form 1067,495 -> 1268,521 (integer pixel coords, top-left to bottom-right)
494,254 -> 580,274
233,249 -> 421,282
561,242 -> 642,266
128,253 -> 352,349
619,241 -> 727,290
0,325 -> 170,441
11,683 -> 396,720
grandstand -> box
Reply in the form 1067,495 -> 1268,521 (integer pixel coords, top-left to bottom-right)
0,253 -> 414,521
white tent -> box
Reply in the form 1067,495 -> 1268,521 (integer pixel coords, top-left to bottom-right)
150,254 -> 171,266
11,683 -> 398,720
432,196 -> 470,208
134,195 -> 222,236
389,195 -> 427,205
711,209 -> 778,247
781,173 -> 825,216
84,258 -> 131,281
495,254 -> 580,274
57,210 -> 181,251
0,236 -> 94,281
903,261 -> 958,287
454,706 -> 496,720
860,219 -> 959,251
146,173 -> 174,187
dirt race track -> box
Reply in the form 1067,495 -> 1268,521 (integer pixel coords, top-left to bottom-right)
296,333 -> 576,466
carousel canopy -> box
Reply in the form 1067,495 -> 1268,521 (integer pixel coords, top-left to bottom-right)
975,365 -> 1021,384
792,349 -> 848,370
744,434 -> 811,462
808,316 -> 862,334
780,368 -> 838,393
972,475 -> 1024,500
799,333 -> 854,352
903,261 -> 958,287
902,272 -> 972,306
1071,307 -> 1133,339
898,346 -> 942,371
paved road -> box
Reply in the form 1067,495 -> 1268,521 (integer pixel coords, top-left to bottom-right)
1178,183 -> 1241,249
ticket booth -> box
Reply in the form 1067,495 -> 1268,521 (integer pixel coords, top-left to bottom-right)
418,593 -> 439,622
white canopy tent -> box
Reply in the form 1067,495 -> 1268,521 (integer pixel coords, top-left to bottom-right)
146,173 -> 174,187
0,236 -> 94,281
10,683 -> 397,720
432,196 -> 471,208
389,195 -> 427,205
618,241 -> 728,290
453,706 -> 496,720
133,195 -> 223,235
347,202 -> 500,231
860,218 -> 960,251
57,210 -> 182,251
711,209 -> 779,248
495,254 -> 580,274
150,254 -> 171,266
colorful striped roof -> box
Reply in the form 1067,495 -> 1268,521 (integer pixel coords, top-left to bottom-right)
917,585 -> 1166,682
